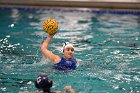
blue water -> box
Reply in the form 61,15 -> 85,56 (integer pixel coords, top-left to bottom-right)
0,7 -> 140,93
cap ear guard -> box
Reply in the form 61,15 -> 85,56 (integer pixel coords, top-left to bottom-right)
35,80 -> 40,89
61,42 -> 69,53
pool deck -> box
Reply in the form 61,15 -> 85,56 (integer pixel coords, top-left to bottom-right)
0,0 -> 140,10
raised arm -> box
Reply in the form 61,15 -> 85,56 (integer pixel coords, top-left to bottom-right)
41,35 -> 61,64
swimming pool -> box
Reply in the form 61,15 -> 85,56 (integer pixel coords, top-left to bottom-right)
0,6 -> 140,93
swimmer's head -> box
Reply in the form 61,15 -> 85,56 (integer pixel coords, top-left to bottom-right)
61,42 -> 74,53
35,73 -> 53,92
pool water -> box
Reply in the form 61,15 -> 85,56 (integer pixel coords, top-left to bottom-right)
0,7 -> 140,93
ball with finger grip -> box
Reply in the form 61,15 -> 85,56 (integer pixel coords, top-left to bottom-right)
43,18 -> 58,36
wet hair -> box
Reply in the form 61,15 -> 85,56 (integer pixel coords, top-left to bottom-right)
35,73 -> 53,93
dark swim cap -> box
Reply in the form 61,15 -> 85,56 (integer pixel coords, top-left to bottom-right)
35,74 -> 53,90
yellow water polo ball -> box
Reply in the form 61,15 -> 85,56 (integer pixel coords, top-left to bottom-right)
43,18 -> 58,36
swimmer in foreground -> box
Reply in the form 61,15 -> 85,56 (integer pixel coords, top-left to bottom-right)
41,34 -> 81,70
34,74 -> 77,93
21,74 -> 77,93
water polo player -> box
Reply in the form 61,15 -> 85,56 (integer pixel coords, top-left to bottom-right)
41,35 -> 81,70
41,18 -> 81,70
34,73 -> 77,93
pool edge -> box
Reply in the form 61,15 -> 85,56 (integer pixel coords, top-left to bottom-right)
0,0 -> 140,10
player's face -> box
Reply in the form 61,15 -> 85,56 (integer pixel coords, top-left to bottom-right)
63,47 -> 74,59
